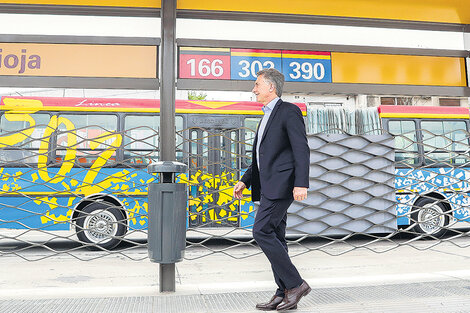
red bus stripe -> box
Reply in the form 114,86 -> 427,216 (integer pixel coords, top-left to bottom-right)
0,97 -> 307,113
378,105 -> 469,116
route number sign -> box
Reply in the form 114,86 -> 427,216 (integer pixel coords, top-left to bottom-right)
282,50 -> 332,83
230,49 -> 282,80
179,47 -> 332,83
179,47 -> 230,80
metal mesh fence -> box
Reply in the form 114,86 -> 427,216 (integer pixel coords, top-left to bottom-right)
1,110 -> 470,261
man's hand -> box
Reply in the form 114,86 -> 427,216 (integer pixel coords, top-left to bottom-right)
233,181 -> 246,199
293,187 -> 308,201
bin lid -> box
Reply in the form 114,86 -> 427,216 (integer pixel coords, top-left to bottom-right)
147,161 -> 188,174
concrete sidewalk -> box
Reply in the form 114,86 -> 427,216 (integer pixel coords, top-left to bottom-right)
1,239 -> 470,312
1,280 -> 470,313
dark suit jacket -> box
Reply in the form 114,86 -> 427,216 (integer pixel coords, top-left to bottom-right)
241,99 -> 310,201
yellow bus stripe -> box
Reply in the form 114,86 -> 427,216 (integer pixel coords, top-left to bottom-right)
2,106 -> 161,113
176,109 -> 263,115
1,106 -> 307,116
175,109 -> 307,116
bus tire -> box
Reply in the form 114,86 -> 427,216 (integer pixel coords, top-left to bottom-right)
75,201 -> 127,250
411,197 -> 449,238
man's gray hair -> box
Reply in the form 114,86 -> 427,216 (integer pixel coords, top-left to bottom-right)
257,68 -> 284,97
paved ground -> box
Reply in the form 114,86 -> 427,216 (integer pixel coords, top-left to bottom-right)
2,280 -> 470,313
1,234 -> 470,312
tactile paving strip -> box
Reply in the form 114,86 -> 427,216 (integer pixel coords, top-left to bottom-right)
1,280 -> 470,313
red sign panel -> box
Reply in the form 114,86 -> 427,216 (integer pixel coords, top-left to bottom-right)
179,47 -> 231,80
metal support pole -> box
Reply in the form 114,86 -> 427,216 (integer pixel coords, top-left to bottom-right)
159,263 -> 176,293
159,0 -> 177,293
465,32 -> 470,95
161,0 -> 176,162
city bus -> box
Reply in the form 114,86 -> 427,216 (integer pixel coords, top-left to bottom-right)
309,104 -> 470,237
0,96 -> 468,249
380,105 -> 470,237
0,96 -> 289,249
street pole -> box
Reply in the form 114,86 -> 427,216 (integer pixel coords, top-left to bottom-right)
159,0 -> 177,292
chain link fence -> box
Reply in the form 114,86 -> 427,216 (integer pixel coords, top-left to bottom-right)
1,105 -> 470,261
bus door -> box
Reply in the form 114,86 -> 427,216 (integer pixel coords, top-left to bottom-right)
186,115 -> 242,227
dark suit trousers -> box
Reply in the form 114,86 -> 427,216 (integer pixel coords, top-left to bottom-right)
253,194 -> 303,296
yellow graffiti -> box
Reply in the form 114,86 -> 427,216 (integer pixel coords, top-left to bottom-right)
0,113 -> 36,148
38,115 -> 77,184
0,170 -> 20,192
179,170 -> 252,224
67,197 -> 76,207
140,202 -> 148,225
0,112 -> 256,227
78,169 -> 131,197
80,132 -> 122,195
121,198 -> 148,227
41,209 -> 73,224
3,97 -> 43,109
35,196 -> 72,224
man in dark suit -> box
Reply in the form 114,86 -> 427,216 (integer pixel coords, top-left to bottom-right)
233,68 -> 311,311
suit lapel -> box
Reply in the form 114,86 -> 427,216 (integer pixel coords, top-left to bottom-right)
252,121 -> 260,165
260,99 -> 282,146
253,118 -> 261,152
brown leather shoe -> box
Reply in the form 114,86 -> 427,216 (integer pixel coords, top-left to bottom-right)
276,280 -> 311,311
256,295 -> 296,311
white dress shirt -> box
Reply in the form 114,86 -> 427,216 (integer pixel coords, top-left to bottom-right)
256,97 -> 279,170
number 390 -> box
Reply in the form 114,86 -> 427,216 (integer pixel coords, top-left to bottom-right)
289,61 -> 325,80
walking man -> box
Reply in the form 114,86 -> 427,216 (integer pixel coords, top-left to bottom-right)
233,68 -> 311,311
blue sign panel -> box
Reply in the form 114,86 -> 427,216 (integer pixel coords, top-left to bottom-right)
282,51 -> 332,83
230,49 -> 282,81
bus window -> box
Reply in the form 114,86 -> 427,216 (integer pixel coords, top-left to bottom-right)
175,116 -> 184,162
230,131 -> 239,171
220,130 -> 239,173
189,129 -> 209,171
189,129 -> 198,168
56,114 -> 118,166
124,115 -> 183,165
0,113 -> 50,165
243,117 -> 260,167
387,120 -> 419,166
307,106 -> 381,135
421,120 -> 469,165
124,115 -> 159,165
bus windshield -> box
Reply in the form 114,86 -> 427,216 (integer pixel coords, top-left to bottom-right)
306,106 -> 382,135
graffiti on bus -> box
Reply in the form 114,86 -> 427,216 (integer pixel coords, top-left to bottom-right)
0,111 -> 256,230
395,168 -> 470,225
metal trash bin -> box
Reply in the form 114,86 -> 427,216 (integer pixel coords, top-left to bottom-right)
147,161 -> 188,264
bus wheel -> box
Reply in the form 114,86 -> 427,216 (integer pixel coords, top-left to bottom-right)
411,197 -> 449,238
75,201 -> 127,250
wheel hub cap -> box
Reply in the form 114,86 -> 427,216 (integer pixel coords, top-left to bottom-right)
418,204 -> 444,234
83,210 -> 117,244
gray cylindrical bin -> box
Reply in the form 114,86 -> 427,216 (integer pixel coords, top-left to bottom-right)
147,161 -> 187,264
